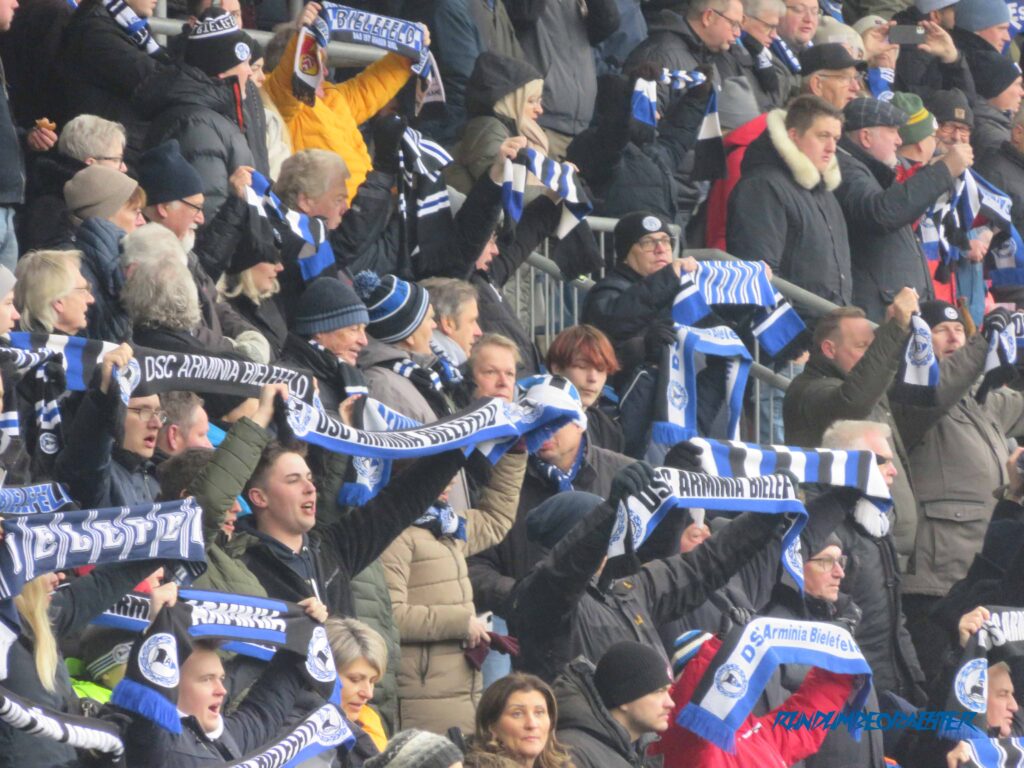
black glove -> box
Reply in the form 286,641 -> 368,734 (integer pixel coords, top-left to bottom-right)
609,461 -> 658,509
664,440 -> 705,473
644,321 -> 677,363
371,114 -> 407,175
983,306 -> 1012,335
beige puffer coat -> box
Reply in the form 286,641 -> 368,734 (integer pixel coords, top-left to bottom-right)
382,451 -> 526,734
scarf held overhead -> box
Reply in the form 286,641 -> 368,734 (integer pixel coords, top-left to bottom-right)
502,148 -> 593,238
677,617 -> 872,753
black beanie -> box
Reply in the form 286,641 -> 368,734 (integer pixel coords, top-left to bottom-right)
594,641 -> 672,710
137,140 -> 204,205
185,8 -> 251,78
918,299 -> 962,329
614,211 -> 672,262
292,277 -> 370,337
526,491 -> 604,549
969,50 -> 1022,100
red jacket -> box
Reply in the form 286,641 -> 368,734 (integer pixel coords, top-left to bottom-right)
650,636 -> 857,768
704,114 -> 768,250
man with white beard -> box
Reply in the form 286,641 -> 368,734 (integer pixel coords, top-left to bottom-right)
136,139 -> 267,361
833,96 -> 971,322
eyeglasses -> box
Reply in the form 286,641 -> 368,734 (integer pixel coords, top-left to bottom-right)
875,454 -> 894,467
126,406 -> 168,425
785,3 -> 817,16
178,199 -> 205,216
712,8 -> 744,30
746,14 -> 779,31
818,72 -> 866,85
807,555 -> 848,572
637,235 -> 675,252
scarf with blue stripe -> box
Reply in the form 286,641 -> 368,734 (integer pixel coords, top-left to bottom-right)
648,326 -> 751,464
608,467 -> 808,590
751,291 -> 807,358
672,261 -> 777,326
942,606 -> 1024,746
693,87 -> 726,181
677,617 -> 873,753
0,498 -> 207,600
530,434 -> 588,492
771,37 -> 802,73
502,148 -> 593,238
413,502 -> 467,541
103,0 -> 160,55
398,127 -> 454,267
963,738 -> 1024,768
630,69 -> 708,125
0,482 -> 72,515
337,397 -> 415,506
246,171 -> 334,283
111,592 -> 349,762
978,311 -> 1023,404
891,314 -> 940,405
293,2 -> 433,105
866,67 -> 895,101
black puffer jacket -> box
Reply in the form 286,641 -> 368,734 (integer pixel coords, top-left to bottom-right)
135,62 -> 254,220
20,151 -> 82,251
892,7 -> 976,101
75,216 -> 131,343
62,2 -> 168,163
728,108 -> 852,307
554,657 -> 661,768
835,136 -> 948,321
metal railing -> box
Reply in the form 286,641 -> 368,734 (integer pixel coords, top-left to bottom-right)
514,217 -> 849,441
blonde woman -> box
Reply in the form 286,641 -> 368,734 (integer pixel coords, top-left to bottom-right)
216,246 -> 286,361
325,617 -> 390,765
14,249 -> 95,335
0,561 -> 166,767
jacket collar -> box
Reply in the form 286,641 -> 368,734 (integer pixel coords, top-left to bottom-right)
765,109 -> 842,191
838,135 -> 896,187
1000,140 -> 1024,169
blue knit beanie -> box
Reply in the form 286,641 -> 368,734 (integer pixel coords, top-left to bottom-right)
353,271 -> 431,344
292,277 -> 369,337
955,0 -> 1009,32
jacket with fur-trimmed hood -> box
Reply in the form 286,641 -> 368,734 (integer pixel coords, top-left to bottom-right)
726,108 -> 853,307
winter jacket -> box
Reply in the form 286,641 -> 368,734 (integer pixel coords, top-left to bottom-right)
382,451 -> 525,732
554,657 -> 661,768
55,388 -> 159,510
893,334 -> 1024,596
0,0 -> 71,131
20,151 -> 82,251
225,449 -> 466,618
582,262 -> 679,380
124,650 -> 305,767
717,40 -> 789,111
651,635 -> 857,767
835,136 -> 948,322
0,559 -> 164,768
977,140 -> 1024,234
76,217 -> 131,343
223,293 -> 288,362
469,0 -> 524,60
727,108 -> 853,307
594,0 -> 648,75
892,7 -> 976,102
280,334 -> 367,416
831,514 -> 927,705
242,79 -> 270,177
782,319 -> 918,561
973,102 -> 1014,164
507,0 -> 619,138
705,114 -> 766,250
187,416 -> 269,598
136,62 -> 254,220
448,115 -> 520,198
62,2 -> 168,163
350,560 -> 400,735
264,33 -> 411,203
509,498 -> 780,681
468,441 -> 632,617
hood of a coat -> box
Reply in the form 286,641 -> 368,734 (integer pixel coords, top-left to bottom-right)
75,217 -> 126,298
26,152 -> 85,199
357,337 -> 437,370
647,8 -> 702,42
750,108 -> 841,191
725,112 -> 767,151
465,51 -> 543,117
133,62 -> 242,124
976,100 -> 1012,129
554,657 -> 642,757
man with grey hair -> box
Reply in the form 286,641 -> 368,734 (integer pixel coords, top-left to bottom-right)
717,0 -> 790,109
834,96 -> 969,321
421,277 -> 483,368
976,107 -> 1024,271
819,419 -> 927,710
156,391 -> 213,459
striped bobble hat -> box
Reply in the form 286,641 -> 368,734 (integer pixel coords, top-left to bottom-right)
518,373 -> 588,430
353,271 -> 431,345
672,630 -> 712,678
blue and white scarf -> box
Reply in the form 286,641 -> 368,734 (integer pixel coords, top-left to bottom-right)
677,617 -> 873,753
672,261 -> 777,327
293,2 -> 432,104
336,397 -> 414,506
413,502 -> 467,541
227,704 -> 354,768
398,127 -> 454,265
963,737 -> 1024,768
103,0 -> 161,55
866,67 -> 895,101
502,148 -> 593,238
529,437 -> 587,492
631,78 -> 659,127
771,37 -> 802,73
692,87 -> 725,182
660,68 -> 708,91
0,482 -> 72,515
891,313 -> 940,405
0,498 -> 206,599
428,341 -> 464,386
649,327 -> 751,463
750,292 -> 807,358
247,171 -> 334,283
608,468 -> 808,591
978,311 -> 1023,403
